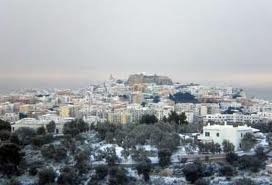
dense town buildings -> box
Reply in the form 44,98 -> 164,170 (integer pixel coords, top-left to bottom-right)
0,74 -> 272,132
1,74 -> 272,184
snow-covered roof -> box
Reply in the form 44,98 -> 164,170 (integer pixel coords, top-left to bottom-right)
205,123 -> 255,131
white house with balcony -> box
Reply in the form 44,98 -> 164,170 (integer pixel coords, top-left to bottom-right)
198,123 -> 258,151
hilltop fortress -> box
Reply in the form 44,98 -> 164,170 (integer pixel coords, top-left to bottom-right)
127,73 -> 173,85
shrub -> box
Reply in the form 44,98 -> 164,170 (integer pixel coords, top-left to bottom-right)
5,177 -> 21,185
0,130 -> 10,141
108,166 -> 128,185
250,122 -> 272,133
131,148 -> 148,162
195,178 -> 210,185
0,143 -> 21,175
29,167 -> 38,176
9,133 -> 20,145
127,124 -> 151,145
96,122 -> 118,140
63,119 -> 89,137
222,140 -> 235,153
140,114 -> 158,124
32,134 -> 53,147
75,150 -> 89,163
57,166 -> 77,185
0,119 -> 11,132
136,159 -> 152,182
41,145 -> 55,159
166,111 -> 188,125
105,131 -> 114,143
15,127 -> 36,145
178,122 -> 203,133
41,144 -> 67,162
255,145 -> 267,160
241,133 -> 257,152
219,164 -> 235,177
63,126 -> 80,137
226,152 -> 239,165
61,135 -> 76,153
158,149 -> 172,167
36,126 -> 46,135
235,178 -> 256,185
95,165 -> 108,180
75,151 -> 91,174
38,167 -> 56,185
54,146 -> 67,162
183,161 -> 204,183
198,142 -> 221,154
238,155 -> 263,172
46,121 -> 56,133
104,147 -> 119,166
158,133 -> 180,152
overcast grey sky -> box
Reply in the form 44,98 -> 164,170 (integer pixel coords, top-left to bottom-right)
0,0 -> 272,91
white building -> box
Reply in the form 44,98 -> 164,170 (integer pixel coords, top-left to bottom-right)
11,118 -> 68,135
203,113 -> 260,123
175,103 -> 195,113
0,113 -> 19,123
0,102 -> 15,114
258,112 -> 272,121
184,112 -> 194,123
198,123 -> 257,151
207,104 -> 220,114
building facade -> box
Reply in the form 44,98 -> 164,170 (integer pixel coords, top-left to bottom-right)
198,123 -> 256,151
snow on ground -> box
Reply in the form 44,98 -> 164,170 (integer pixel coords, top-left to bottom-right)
127,168 -> 139,177
151,176 -> 187,185
254,176 -> 272,185
149,157 -> 159,164
92,143 -> 160,165
137,144 -> 158,152
259,137 -> 269,147
179,134 -> 192,140
12,175 -> 37,185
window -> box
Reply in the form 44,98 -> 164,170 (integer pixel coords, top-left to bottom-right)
216,133 -> 220,137
205,132 -> 210,137
241,133 -> 243,137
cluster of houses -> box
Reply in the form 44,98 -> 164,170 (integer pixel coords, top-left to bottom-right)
1,75 -> 272,157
